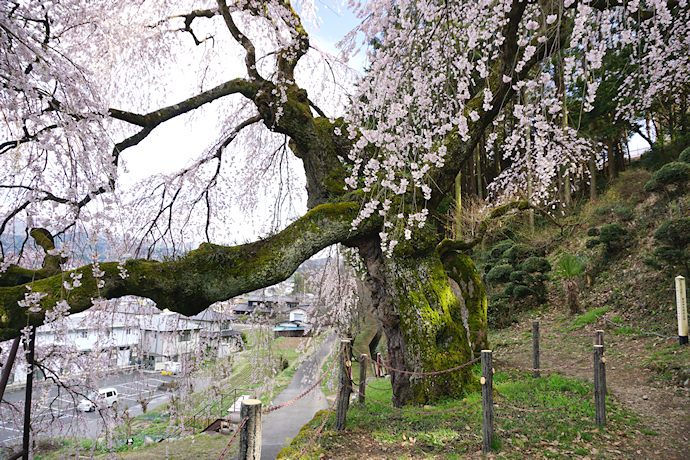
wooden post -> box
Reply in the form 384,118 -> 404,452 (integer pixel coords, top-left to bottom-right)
335,339 -> 352,431
481,350 -> 494,453
532,321 -> 540,378
593,345 -> 606,426
595,330 -> 606,394
376,353 -> 382,377
676,276 -> 688,345
238,399 -> 262,460
358,354 -> 367,403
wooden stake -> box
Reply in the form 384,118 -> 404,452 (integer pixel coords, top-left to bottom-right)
238,399 -> 262,460
532,321 -> 540,378
481,350 -> 494,453
335,339 -> 352,431
594,345 -> 606,426
358,354 -> 367,404
676,276 -> 688,345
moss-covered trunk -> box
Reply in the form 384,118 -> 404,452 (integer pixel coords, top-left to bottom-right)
356,234 -> 488,406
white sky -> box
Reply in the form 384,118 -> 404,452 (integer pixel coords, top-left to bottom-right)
117,3 -> 363,246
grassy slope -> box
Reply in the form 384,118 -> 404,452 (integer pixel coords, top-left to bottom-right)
281,166 -> 690,459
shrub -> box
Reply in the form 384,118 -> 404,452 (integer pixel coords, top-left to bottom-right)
489,240 -> 514,261
521,256 -> 551,274
587,227 -> 600,237
504,243 -> 536,265
652,218 -> 690,277
599,223 -> 628,254
513,285 -> 534,299
654,217 -> 690,249
486,264 -> 514,284
585,238 -> 600,249
643,161 -> 690,196
679,146 -> 690,164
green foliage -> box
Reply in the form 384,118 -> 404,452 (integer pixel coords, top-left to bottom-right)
651,217 -> 690,277
486,264 -> 514,284
504,243 -> 537,265
678,146 -> 690,164
598,223 -> 628,254
521,256 -> 551,274
587,227 -> 600,237
488,240 -> 515,261
585,238 -> 600,249
654,217 -> 690,248
555,254 -> 586,280
643,161 -> 690,195
569,307 -> 610,329
513,285 -> 533,299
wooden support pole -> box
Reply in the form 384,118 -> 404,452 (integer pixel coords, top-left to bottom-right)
238,399 -> 262,460
593,345 -> 606,426
481,350 -> 494,453
358,354 -> 367,404
676,276 -> 688,345
335,339 -> 352,431
595,330 -> 606,395
532,321 -> 540,378
376,352 -> 382,377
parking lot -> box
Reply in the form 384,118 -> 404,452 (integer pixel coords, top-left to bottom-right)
0,371 -> 176,446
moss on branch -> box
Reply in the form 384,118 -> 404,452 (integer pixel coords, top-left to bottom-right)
0,202 -> 379,341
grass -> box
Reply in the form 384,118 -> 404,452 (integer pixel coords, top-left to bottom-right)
279,367 -> 644,459
568,307 -> 611,330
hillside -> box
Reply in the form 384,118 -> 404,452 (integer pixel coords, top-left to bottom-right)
280,151 -> 690,458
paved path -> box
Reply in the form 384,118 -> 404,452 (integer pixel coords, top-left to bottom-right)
257,333 -> 336,459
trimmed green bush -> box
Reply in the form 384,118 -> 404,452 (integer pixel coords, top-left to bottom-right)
654,217 -> 690,248
521,256 -> 551,274
486,264 -> 514,283
599,223 -> 628,254
679,146 -> 690,164
652,218 -> 690,277
643,161 -> 690,196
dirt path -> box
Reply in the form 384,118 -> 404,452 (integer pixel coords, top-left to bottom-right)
493,312 -> 690,459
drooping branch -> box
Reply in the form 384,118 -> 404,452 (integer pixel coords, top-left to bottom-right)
0,202 -> 381,341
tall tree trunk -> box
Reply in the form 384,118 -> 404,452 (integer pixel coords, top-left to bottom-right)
589,151 -> 597,201
356,233 -> 488,406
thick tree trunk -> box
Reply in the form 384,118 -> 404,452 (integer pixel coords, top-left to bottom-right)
355,233 -> 488,406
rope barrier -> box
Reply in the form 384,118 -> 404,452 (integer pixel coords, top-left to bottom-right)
263,346 -> 343,414
494,391 -> 595,414
348,386 -> 481,415
354,348 -> 480,376
217,417 -> 247,460
493,351 -> 594,373
296,384 -> 341,459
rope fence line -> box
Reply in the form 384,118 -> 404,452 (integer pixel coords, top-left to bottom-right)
493,351 -> 594,373
354,347 -> 480,376
263,345 -> 343,414
296,385 -> 342,459
348,386 -> 482,415
217,417 -> 247,460
494,391 -> 595,414
333,325 -> 609,456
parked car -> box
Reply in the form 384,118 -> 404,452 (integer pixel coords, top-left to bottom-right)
77,387 -> 118,412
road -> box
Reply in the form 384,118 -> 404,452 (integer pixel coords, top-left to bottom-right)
0,370 -> 176,448
258,333 -> 336,459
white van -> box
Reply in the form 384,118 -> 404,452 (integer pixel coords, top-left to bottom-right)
77,387 -> 119,412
